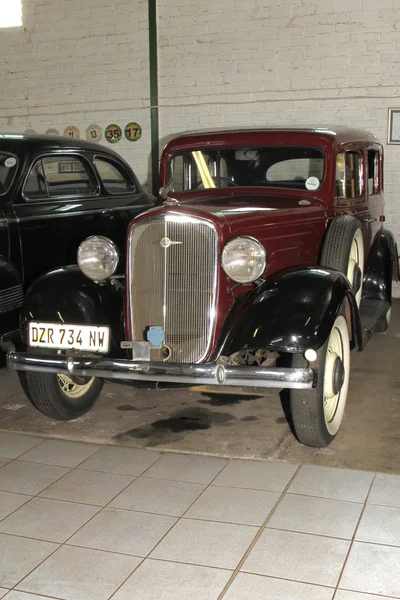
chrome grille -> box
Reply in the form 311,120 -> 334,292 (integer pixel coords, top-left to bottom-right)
0,285 -> 23,314
129,215 -> 218,363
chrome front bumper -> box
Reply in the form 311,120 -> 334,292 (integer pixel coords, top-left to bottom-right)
7,352 -> 316,390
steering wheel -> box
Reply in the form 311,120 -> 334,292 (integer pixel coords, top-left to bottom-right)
194,176 -> 239,189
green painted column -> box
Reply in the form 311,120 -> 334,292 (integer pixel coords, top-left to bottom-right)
148,0 -> 159,196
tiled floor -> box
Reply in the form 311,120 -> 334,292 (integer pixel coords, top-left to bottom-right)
0,432 -> 399,600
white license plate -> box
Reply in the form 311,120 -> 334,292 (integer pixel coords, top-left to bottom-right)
28,322 -> 110,353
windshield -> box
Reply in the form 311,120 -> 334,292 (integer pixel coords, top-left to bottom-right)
169,146 -> 324,193
0,152 -> 18,195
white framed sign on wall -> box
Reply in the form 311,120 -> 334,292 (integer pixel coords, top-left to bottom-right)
387,108 -> 400,144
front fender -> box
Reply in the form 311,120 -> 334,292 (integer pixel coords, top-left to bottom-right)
21,266 -> 125,356
220,267 -> 362,356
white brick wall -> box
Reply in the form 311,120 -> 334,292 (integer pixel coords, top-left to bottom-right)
158,0 -> 400,294
0,0 -> 151,187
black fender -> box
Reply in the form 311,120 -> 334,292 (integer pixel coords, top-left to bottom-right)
20,266 -> 125,357
363,228 -> 399,302
0,256 -> 23,338
219,267 -> 363,356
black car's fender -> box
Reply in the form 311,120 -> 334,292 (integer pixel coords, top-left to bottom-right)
363,228 -> 399,302
20,266 -> 125,357
219,267 -> 363,356
0,256 -> 24,339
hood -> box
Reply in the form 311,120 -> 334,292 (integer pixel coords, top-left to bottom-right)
160,191 -> 326,237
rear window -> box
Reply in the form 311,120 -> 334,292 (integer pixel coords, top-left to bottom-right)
94,158 -> 133,194
170,147 -> 324,192
0,152 -> 18,195
24,155 -> 97,200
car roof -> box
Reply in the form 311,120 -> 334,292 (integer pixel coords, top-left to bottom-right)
164,126 -> 380,151
0,133 -> 124,159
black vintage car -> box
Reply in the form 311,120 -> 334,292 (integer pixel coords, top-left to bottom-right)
0,133 -> 155,346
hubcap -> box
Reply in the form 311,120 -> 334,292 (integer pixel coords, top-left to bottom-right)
57,374 -> 94,399
323,327 -> 344,423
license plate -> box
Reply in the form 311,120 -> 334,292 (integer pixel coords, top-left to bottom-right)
28,322 -> 110,353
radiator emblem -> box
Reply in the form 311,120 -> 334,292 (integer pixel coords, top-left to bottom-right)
159,237 -> 182,249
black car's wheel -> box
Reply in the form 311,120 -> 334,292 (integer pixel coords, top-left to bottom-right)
18,370 -> 103,420
320,215 -> 364,307
290,312 -> 351,447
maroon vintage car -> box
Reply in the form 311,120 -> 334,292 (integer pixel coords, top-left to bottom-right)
8,127 -> 398,447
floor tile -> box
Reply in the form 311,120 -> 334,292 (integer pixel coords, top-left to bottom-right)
0,461 -> 69,495
0,590 -> 9,599
0,497 -> 99,543
339,541 -> 400,597
2,593 -> 58,599
0,459 -> 9,468
212,459 -> 297,492
185,485 -> 280,526
335,591 -> 394,600
0,491 -> 31,521
223,572 -> 334,599
144,453 -> 227,484
356,504 -> 400,546
0,433 -> 43,460
68,507 -> 176,556
368,473 -> 400,507
112,558 -> 232,600
39,468 -> 133,505
242,528 -> 350,587
268,493 -> 363,539
78,446 -> 161,476
19,440 -> 100,468
289,465 -> 373,502
110,476 -> 205,517
0,533 -> 58,588
150,518 -> 257,569
17,545 -> 140,600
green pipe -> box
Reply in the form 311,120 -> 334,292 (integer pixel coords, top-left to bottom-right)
148,0 -> 159,196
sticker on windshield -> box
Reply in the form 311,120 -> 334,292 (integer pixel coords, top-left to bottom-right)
235,149 -> 259,161
4,157 -> 17,168
305,176 -> 320,191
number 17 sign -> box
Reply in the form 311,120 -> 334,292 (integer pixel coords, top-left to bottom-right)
125,122 -> 142,142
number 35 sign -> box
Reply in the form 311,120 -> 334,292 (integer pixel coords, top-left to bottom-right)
105,124 -> 122,144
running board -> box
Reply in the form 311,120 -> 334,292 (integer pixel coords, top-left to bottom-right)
359,298 -> 390,346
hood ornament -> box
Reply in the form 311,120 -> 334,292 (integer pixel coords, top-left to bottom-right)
159,237 -> 182,249
159,182 -> 179,206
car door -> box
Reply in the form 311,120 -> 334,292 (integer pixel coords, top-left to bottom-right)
365,145 -> 384,248
334,146 -> 372,258
12,152 -> 154,287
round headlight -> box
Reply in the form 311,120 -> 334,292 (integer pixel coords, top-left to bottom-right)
222,236 -> 266,283
78,236 -> 119,282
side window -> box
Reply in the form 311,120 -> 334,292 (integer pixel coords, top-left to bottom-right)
94,158 -> 133,194
367,149 -> 380,195
24,155 -> 96,201
24,161 -> 47,200
336,151 -> 362,199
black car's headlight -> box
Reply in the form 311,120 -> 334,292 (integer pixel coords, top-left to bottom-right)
78,236 -> 119,282
221,236 -> 266,283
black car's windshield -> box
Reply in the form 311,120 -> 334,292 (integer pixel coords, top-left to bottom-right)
0,152 -> 18,195
170,146 -> 324,193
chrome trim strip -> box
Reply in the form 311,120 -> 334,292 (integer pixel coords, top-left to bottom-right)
0,218 -> 7,228
7,352 -> 316,389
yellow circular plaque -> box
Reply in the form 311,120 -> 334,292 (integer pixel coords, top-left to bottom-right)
105,124 -> 122,144
124,122 -> 142,142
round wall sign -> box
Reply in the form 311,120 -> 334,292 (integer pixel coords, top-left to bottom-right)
63,126 -> 80,139
86,124 -> 102,143
46,128 -> 60,135
105,124 -> 122,143
124,122 -> 142,142
24,129 -> 37,134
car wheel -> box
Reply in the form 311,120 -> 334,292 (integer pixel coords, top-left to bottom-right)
290,312 -> 351,447
375,306 -> 392,333
18,370 -> 103,420
320,215 -> 364,307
